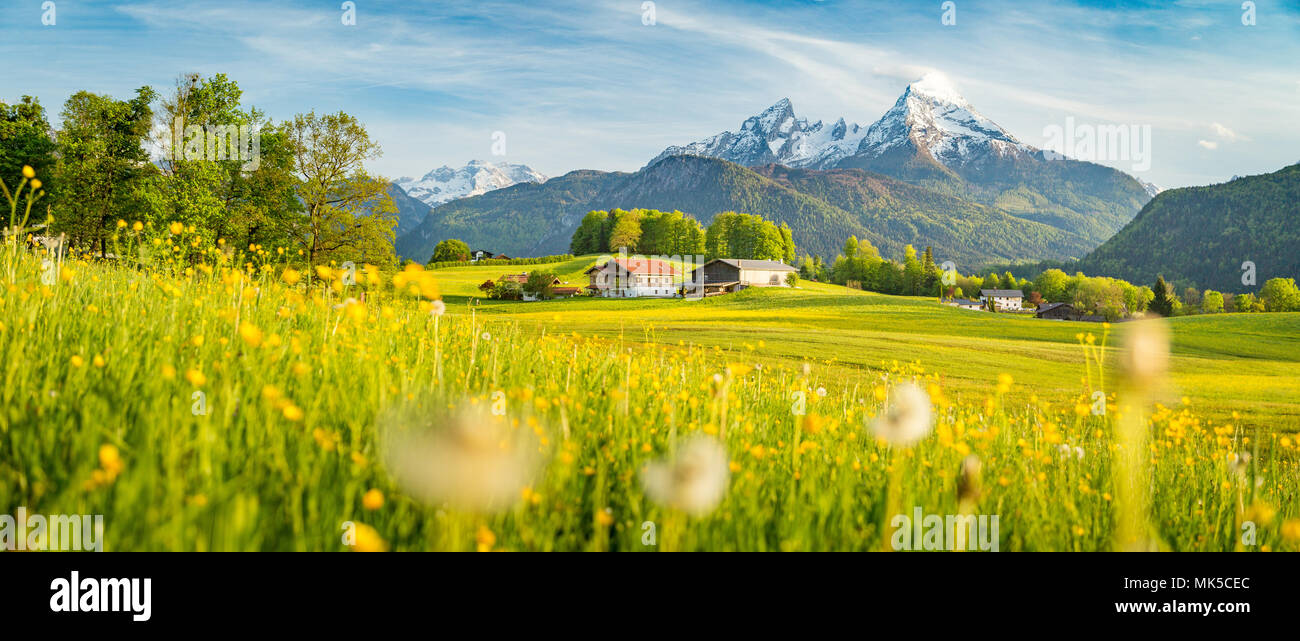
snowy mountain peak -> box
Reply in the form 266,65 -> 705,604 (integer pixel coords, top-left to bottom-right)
745,98 -> 796,132
904,72 -> 968,105
649,74 -> 1041,172
856,74 -> 1029,167
647,99 -> 866,170
395,160 -> 546,207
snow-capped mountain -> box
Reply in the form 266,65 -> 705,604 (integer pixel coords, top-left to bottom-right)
851,73 -> 1033,168
646,98 -> 868,170
644,73 -> 1153,248
649,73 -> 1035,171
394,160 -> 546,207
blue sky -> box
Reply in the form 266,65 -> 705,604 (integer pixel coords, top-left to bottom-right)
4,0 -> 1298,188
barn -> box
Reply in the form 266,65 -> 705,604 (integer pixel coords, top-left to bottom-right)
696,259 -> 796,294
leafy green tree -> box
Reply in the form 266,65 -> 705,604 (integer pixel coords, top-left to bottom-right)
1201,290 -> 1224,313
704,212 -> 790,261
523,270 -> 557,299
56,87 -> 158,254
145,74 -> 301,255
607,209 -> 642,252
1233,293 -> 1262,313
570,210 -> 608,255
285,111 -> 396,268
779,222 -> 796,264
0,96 -> 57,192
1260,277 -> 1300,312
431,238 -> 471,263
902,245 -> 922,295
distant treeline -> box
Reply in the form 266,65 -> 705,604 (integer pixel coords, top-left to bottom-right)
980,261 -> 1300,317
807,236 -> 1300,319
426,254 -> 573,269
798,235 -> 990,299
569,208 -> 796,262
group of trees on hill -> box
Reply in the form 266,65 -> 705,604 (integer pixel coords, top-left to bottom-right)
569,208 -> 795,262
804,235 -> 973,298
704,212 -> 795,263
570,208 -> 705,256
1,73 -> 398,268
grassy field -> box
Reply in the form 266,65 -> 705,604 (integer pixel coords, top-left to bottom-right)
3,246 -> 1299,552
440,256 -> 1300,432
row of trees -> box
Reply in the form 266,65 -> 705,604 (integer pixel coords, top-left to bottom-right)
799,234 -> 1300,320
1,73 -> 397,267
1149,274 -> 1300,315
804,236 -> 952,298
569,209 -> 796,262
570,208 -> 706,256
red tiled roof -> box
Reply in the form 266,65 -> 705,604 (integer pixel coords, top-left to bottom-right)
590,258 -> 680,276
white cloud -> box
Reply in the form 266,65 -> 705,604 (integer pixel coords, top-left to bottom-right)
1197,140 -> 1218,150
1210,122 -> 1242,141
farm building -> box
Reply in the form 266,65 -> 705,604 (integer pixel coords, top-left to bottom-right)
980,289 -> 1024,312
471,249 -> 495,261
946,298 -> 984,311
585,258 -> 680,298
496,273 -> 561,286
695,259 -> 797,295
1035,302 -> 1077,320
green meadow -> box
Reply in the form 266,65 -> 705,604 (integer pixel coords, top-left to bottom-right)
441,256 -> 1300,432
4,248 -> 1299,552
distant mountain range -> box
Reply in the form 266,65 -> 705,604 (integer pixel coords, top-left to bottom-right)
394,160 -> 546,207
1077,163 -> 1300,291
393,74 -> 1154,269
648,73 -> 1151,248
395,155 -> 1095,267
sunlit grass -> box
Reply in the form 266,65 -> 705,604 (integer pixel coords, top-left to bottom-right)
2,246 -> 1299,551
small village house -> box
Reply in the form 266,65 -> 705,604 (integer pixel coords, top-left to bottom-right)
1035,302 -> 1076,320
695,258 -> 797,295
496,273 -> 561,286
585,258 -> 680,298
945,298 -> 984,311
980,289 -> 1024,312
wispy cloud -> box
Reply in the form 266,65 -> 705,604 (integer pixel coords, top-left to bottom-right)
5,0 -> 1299,188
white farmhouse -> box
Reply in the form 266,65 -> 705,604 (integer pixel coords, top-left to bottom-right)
980,289 -> 1024,312
584,258 -> 680,298
946,298 -> 984,311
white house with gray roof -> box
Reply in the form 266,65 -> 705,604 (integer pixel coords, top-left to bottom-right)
980,289 -> 1024,311
696,258 -> 797,294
